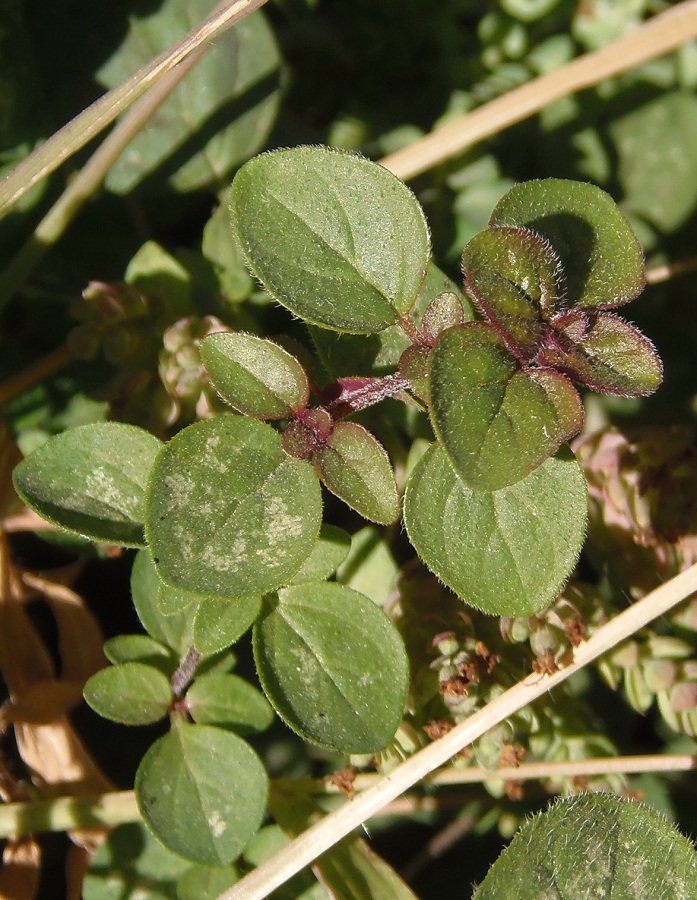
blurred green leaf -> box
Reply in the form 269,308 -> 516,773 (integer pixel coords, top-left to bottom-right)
98,0 -> 281,194
611,91 -> 697,233
83,821 -> 189,900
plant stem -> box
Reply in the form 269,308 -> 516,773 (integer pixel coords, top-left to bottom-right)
0,344 -> 76,408
0,791 -> 138,838
171,646 -> 202,698
380,1 -> 697,181
0,0 -> 271,219
645,256 -> 697,284
219,561 -> 697,900
325,373 -> 411,418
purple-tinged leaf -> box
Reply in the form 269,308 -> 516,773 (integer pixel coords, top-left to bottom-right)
490,179 -> 645,309
541,311 -> 663,397
463,226 -> 564,359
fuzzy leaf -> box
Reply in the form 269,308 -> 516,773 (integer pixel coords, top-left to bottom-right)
419,291 -> 466,346
429,323 -> 583,490
253,583 -> 408,752
202,332 -> 309,419
145,417 -> 322,598
230,145 -> 430,333
543,311 -> 663,396
84,663 -> 172,726
314,422 -> 399,524
186,673 -> 274,734
193,595 -> 262,656
13,423 -> 162,546
463,226 -> 563,357
289,524 -> 352,584
474,794 -> 697,899
404,444 -> 587,616
136,722 -> 267,866
490,178 -> 644,308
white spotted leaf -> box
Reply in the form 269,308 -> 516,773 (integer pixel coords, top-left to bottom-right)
145,417 -> 322,599
135,722 -> 267,866
13,423 -> 162,546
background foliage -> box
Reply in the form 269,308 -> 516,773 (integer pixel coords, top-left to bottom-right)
2,0 -> 697,897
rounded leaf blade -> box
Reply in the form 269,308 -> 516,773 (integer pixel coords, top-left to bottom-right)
404,443 -> 587,616
314,422 -> 399,525
474,794 -> 697,899
135,722 -> 268,866
230,145 -> 430,333
201,332 -> 309,419
489,178 -> 644,309
145,417 -> 322,598
13,423 -> 162,546
186,673 -> 274,734
84,662 -> 172,726
253,583 -> 409,752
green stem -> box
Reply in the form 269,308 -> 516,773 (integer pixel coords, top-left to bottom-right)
0,791 -> 139,838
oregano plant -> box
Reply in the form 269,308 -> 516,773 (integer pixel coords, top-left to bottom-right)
9,143 -> 668,878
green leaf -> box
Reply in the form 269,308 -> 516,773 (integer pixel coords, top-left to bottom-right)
474,793 -> 697,899
429,323 -> 583,490
230,145 -> 430,333
104,635 -> 176,673
336,526 -> 400,606
201,332 -> 309,418
314,422 -> 399,525
186,673 -> 274,734
136,722 -> 268,866
543,311 -> 664,397
253,582 -> 408,752
13,423 -> 162,546
404,443 -> 587,616
177,864 -> 239,900
611,91 -> 697,233
490,178 -> 644,308
463,226 -> 563,357
83,821 -> 189,900
98,0 -> 281,194
289,524 -> 352,584
132,550 -> 196,657
243,826 -> 328,899
202,202 -> 254,303
84,663 -> 172,726
145,417 -> 322,598
311,262 -> 473,378
193,594 -> 262,656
